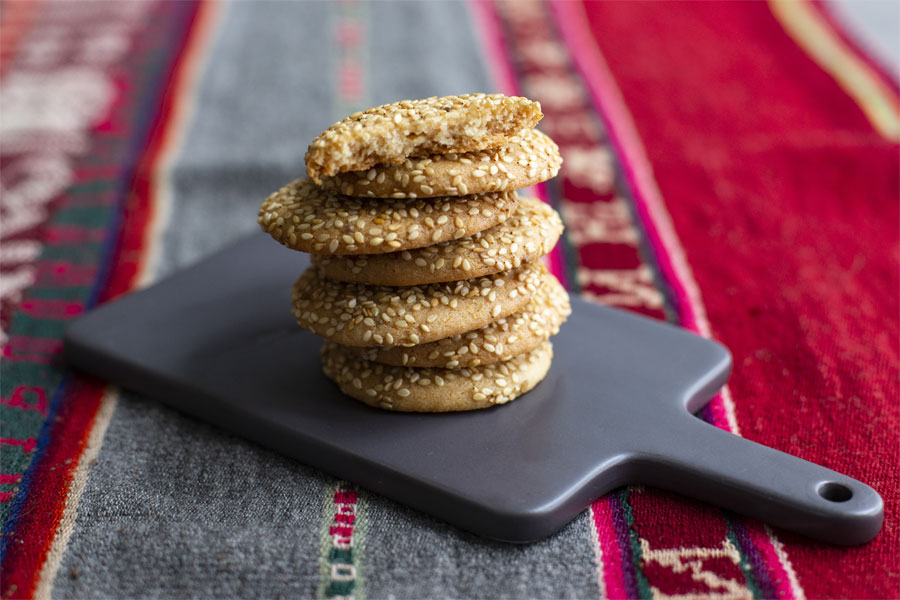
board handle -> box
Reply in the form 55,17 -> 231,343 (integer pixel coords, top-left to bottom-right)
634,416 -> 883,545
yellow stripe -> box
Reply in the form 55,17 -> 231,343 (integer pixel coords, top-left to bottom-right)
769,0 -> 900,141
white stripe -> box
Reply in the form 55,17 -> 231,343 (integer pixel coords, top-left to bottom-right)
587,507 -> 608,599
765,525 -> 807,600
34,388 -> 120,600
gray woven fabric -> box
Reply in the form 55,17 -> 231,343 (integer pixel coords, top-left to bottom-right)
53,2 -> 600,597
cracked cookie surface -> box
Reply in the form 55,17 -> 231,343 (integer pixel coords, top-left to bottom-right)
317,129 -> 561,198
305,94 -> 542,182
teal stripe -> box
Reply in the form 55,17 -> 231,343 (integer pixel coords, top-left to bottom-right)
39,244 -> 105,263
621,489 -> 654,600
51,206 -> 114,228
8,316 -> 68,338
25,287 -> 94,300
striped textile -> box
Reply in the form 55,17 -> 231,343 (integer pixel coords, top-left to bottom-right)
1,1 -> 897,598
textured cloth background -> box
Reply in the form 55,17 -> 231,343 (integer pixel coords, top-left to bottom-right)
1,1 -> 897,598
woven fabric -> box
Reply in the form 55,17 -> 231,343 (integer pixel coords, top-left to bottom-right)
1,1 -> 897,598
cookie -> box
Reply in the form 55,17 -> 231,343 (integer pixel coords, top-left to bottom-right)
321,340 -> 553,412
290,262 -> 542,348
360,270 -> 569,368
258,179 -> 517,255
310,196 -> 563,285
317,129 -> 562,198
305,94 -> 542,182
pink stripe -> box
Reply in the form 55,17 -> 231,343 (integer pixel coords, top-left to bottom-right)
706,392 -> 731,430
44,226 -> 106,245
3,336 -> 63,352
0,438 -> 37,453
551,3 -> 797,599
0,474 -> 22,484
746,521 -> 796,595
592,496 -> 628,599
0,492 -> 16,502
1,385 -> 49,414
18,298 -> 84,319
467,0 -> 570,289
549,0 -> 735,432
550,0 -> 700,333
2,336 -> 62,364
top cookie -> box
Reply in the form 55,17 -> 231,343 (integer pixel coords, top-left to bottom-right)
258,178 -> 517,255
317,129 -> 562,198
305,94 -> 543,183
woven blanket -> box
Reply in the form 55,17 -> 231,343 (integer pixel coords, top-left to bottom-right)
1,1 -> 897,598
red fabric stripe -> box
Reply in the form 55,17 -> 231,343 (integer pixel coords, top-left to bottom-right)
99,0 -> 205,302
579,1 -> 899,598
0,379 -> 105,598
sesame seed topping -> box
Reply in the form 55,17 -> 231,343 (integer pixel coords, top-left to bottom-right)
316,129 -> 560,199
356,268 -> 569,369
292,262 -> 543,348
322,340 -> 553,412
259,179 -> 518,256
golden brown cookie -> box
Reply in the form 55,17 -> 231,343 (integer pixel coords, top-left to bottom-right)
321,340 -> 553,412
310,196 -> 563,285
360,270 -> 569,368
305,94 -> 542,182
291,262 -> 542,347
317,129 -> 562,198
258,179 -> 517,255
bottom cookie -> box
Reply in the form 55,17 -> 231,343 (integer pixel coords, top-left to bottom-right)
321,340 -> 553,412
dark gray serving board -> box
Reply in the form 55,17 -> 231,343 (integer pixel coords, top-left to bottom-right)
64,234 -> 883,545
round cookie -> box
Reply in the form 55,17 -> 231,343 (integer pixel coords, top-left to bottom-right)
361,270 -> 569,368
321,340 -> 553,412
258,178 -> 517,255
317,129 -> 562,198
305,94 -> 542,182
310,196 -> 563,285
291,262 -> 542,348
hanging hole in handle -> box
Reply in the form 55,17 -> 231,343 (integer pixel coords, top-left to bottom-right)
817,481 -> 853,502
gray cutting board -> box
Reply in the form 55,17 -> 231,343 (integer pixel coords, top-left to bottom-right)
63,234 -> 883,545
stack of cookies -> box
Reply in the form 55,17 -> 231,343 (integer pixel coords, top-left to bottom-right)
258,94 -> 570,412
